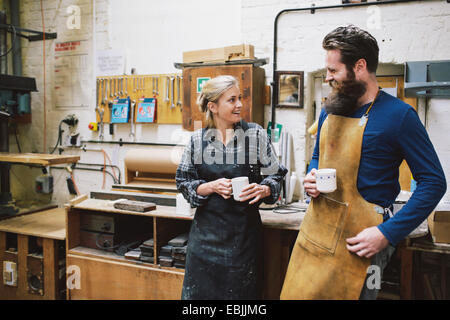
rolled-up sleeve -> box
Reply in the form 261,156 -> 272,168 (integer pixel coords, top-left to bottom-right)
175,135 -> 209,208
257,127 -> 288,204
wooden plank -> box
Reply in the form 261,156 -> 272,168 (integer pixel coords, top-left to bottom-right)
0,208 -> 66,240
74,198 -> 304,228
17,234 -> 28,298
183,44 -> 254,63
0,152 -> 79,166
43,238 -> 58,299
156,73 -> 183,124
113,200 -> 156,212
67,254 -> 184,299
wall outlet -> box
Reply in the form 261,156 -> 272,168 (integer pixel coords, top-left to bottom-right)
3,261 -> 18,287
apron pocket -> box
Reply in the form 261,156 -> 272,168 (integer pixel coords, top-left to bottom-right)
298,195 -> 349,255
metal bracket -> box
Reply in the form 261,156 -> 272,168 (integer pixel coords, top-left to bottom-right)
0,24 -> 57,42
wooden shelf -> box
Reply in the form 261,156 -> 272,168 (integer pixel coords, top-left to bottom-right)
0,153 -> 80,166
0,208 -> 65,240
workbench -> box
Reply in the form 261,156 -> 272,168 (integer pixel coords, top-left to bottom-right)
400,235 -> 450,299
0,153 -> 80,166
0,207 -> 66,299
66,198 -> 303,300
0,152 -> 80,217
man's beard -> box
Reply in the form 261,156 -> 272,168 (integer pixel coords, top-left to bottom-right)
324,73 -> 367,116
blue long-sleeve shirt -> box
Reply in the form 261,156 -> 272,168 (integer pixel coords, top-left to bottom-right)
309,91 -> 447,246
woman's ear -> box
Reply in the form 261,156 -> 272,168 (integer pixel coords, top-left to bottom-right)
208,101 -> 218,114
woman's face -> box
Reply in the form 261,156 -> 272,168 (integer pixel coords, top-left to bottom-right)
209,85 -> 243,127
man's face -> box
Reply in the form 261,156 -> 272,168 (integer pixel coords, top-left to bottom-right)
325,49 -> 351,86
323,49 -> 367,116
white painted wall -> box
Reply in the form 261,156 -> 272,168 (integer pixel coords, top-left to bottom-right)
4,0 -> 450,207
7,0 -> 242,206
241,0 -> 450,200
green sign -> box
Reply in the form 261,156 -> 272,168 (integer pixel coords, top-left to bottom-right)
196,77 -> 211,93
267,122 -> 283,143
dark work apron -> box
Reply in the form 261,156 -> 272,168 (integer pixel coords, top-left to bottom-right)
181,121 -> 263,300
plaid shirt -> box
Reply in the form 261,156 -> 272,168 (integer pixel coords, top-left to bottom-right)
176,121 -> 287,208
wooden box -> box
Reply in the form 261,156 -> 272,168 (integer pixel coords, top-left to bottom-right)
181,64 -> 266,131
183,44 -> 255,64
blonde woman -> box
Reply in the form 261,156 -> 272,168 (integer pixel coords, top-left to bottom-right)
176,75 -> 287,300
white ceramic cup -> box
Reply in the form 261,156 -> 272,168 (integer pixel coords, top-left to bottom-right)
315,168 -> 337,193
231,176 -> 249,201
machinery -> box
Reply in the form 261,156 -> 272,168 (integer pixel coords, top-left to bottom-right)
0,75 -> 37,215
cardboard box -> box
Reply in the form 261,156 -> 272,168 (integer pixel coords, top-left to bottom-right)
428,201 -> 450,243
183,44 -> 254,63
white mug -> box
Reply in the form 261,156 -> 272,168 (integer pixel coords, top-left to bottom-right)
315,168 -> 337,193
231,176 -> 249,201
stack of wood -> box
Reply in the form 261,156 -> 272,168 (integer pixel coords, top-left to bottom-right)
124,247 -> 141,261
172,245 -> 187,269
158,244 -> 174,267
139,238 -> 154,263
169,233 -> 188,269
158,233 -> 189,268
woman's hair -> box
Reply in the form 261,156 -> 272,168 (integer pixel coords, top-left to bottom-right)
197,75 -> 239,128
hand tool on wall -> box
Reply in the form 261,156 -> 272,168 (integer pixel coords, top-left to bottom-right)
125,77 -> 128,96
110,78 -> 113,98
100,79 -> 104,105
152,76 -> 156,95
96,78 -> 100,107
155,76 -> 159,95
103,78 -> 108,104
177,75 -> 182,107
129,100 -> 136,140
165,76 -> 170,103
95,106 -> 105,140
170,76 -> 175,109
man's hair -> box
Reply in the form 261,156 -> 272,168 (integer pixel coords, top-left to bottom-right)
322,25 -> 379,74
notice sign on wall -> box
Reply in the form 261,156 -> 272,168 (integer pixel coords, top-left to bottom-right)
54,39 -> 91,108
96,50 -> 126,76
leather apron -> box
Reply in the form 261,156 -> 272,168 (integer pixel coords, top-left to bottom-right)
181,121 -> 263,300
280,98 -> 383,300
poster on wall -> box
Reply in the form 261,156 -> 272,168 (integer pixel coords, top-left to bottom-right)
96,50 -> 126,76
54,39 -> 91,108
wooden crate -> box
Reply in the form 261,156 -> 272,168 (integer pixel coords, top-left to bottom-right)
183,44 -> 255,64
181,64 -> 266,131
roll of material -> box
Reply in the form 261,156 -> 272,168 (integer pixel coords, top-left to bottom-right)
124,146 -> 184,175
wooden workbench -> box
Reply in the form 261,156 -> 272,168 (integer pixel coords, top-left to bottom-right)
400,236 -> 450,299
0,152 -> 79,166
66,198 -> 303,300
0,208 -> 66,300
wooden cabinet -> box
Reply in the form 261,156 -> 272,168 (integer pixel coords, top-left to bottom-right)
181,65 -> 266,131
0,208 -> 66,300
66,198 -> 301,300
66,199 -> 191,300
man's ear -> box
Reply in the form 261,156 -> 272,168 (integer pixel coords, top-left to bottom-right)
354,58 -> 367,76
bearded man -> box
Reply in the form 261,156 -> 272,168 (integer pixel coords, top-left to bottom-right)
281,25 -> 446,300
